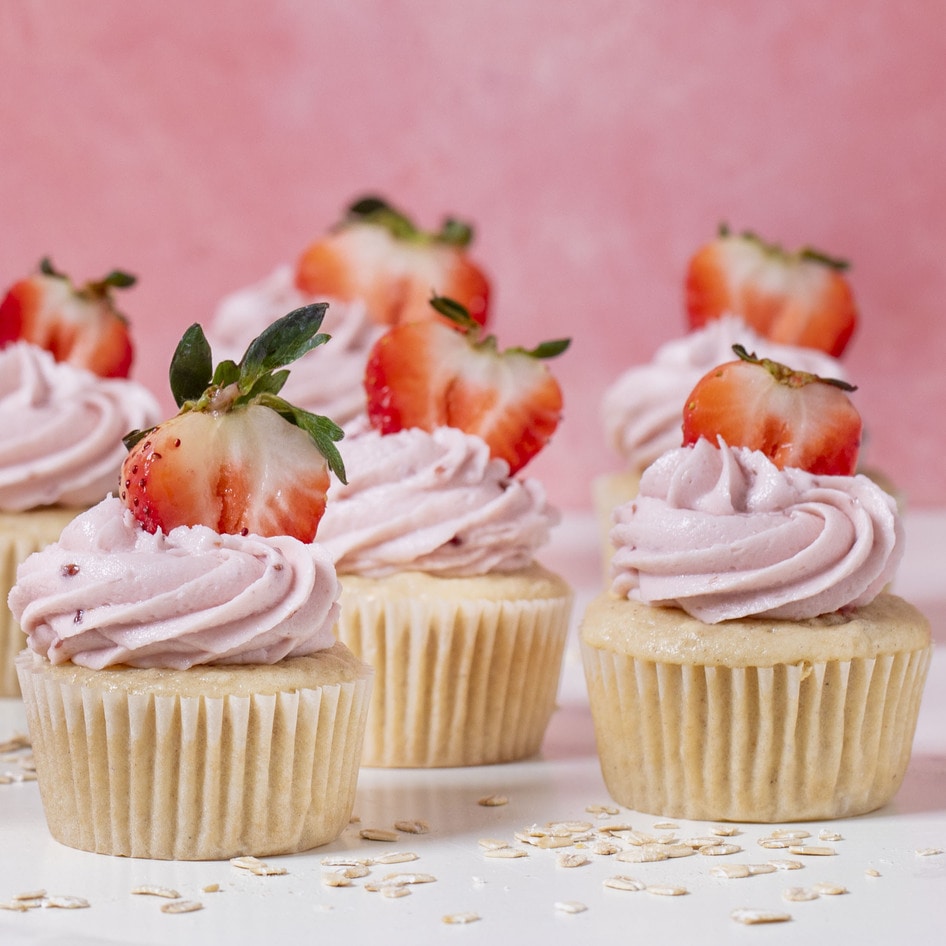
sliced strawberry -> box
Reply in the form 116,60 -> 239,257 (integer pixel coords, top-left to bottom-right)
295,195 -> 490,327
364,296 -> 569,474
685,226 -> 857,357
0,257 -> 135,377
121,305 -> 345,541
681,344 -> 862,476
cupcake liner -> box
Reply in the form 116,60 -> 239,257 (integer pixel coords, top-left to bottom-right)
580,592 -> 932,823
0,507 -> 84,697
16,644 -> 372,860
335,567 -> 572,767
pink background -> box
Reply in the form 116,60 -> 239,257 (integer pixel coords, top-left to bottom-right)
2,1 -> 944,510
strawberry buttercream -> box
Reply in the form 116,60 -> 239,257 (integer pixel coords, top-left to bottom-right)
611,437 -> 902,622
209,265 -> 381,427
0,342 -> 160,511
8,496 -> 340,669
317,425 -> 557,577
603,315 -> 848,473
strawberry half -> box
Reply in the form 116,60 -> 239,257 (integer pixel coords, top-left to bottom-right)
295,195 -> 490,327
121,305 -> 346,542
681,344 -> 862,476
364,296 -> 569,474
0,257 -> 135,377
685,225 -> 857,357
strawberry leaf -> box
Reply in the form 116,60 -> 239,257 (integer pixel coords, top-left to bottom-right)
239,303 -> 329,389
438,217 -> 474,248
242,368 -> 289,402
259,393 -> 347,484
170,323 -> 214,407
211,359 -> 240,389
429,295 -> 479,332
520,338 -> 571,359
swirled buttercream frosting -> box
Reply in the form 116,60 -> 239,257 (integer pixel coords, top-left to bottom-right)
610,437 -> 902,622
602,315 -> 847,472
8,496 -> 340,669
0,342 -> 161,511
317,426 -> 558,577
209,265 -> 382,427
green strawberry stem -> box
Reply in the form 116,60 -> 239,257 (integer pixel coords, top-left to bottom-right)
346,194 -> 474,248
731,343 -> 857,392
429,294 -> 571,359
124,304 -> 346,483
716,223 -> 849,272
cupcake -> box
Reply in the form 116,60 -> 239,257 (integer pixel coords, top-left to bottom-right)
0,259 -> 160,696
317,297 -> 573,768
596,226 -> 858,568
582,348 -> 931,822
9,305 -> 372,859
208,195 -> 491,428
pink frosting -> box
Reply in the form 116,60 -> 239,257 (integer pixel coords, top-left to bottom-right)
317,426 -> 558,577
209,265 -> 382,428
0,342 -> 161,511
8,496 -> 341,669
610,437 -> 903,622
602,316 -> 848,473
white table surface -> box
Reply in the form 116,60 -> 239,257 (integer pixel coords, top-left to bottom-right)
1,510 -> 944,945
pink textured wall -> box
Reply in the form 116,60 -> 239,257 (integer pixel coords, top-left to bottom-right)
2,1 -> 945,510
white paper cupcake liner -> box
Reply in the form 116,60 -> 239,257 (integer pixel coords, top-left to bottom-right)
16,645 -> 372,860
335,568 -> 572,767
580,593 -> 932,822
0,507 -> 84,697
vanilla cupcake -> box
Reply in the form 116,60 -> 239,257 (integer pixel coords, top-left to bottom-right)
317,298 -> 572,767
8,307 -> 371,859
583,422 -> 930,819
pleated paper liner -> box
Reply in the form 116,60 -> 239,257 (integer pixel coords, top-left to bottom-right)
580,592 -> 932,823
334,565 -> 573,767
0,506 -> 85,697
16,643 -> 372,860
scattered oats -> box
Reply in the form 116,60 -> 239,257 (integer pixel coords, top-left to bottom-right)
812,882 -> 848,896
554,900 -> 587,914
349,814 -> 361,824
818,830 -> 843,842
683,836 -> 727,850
535,836 -> 576,850
373,851 -> 419,866
556,852 -> 589,869
394,819 -> 429,835
652,822 -> 679,830
646,884 -> 688,897
14,772 -> 37,782
788,846 -> 836,857
13,890 -> 46,901
585,803 -> 620,817
160,900 -> 203,914
731,908 -> 792,925
700,843 -> 742,857
379,885 -> 410,899
746,864 -> 777,876
44,895 -> 90,910
1,901 -> 33,912
443,912 -> 480,925
548,820 -> 594,834
865,868 -> 882,878
592,840 -> 621,856
771,828 -> 811,840
663,844 -> 697,859
0,775 -> 13,785
597,822 -> 634,835
478,794 -> 508,807
359,828 -> 400,843
321,872 -> 353,888
620,829 -> 659,846
916,848 -> 944,857
381,872 -> 436,886
710,825 -> 740,837
782,886 -> 819,902
321,855 -> 373,868
132,885 -> 181,899
767,859 -> 804,871
604,875 -> 646,892
231,855 -> 265,871
478,838 -> 510,851
484,847 -> 527,859
711,864 -> 752,879
0,734 -> 30,753
230,855 -> 287,876
758,837 -> 791,850
616,845 -> 669,864
202,884 -> 220,894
